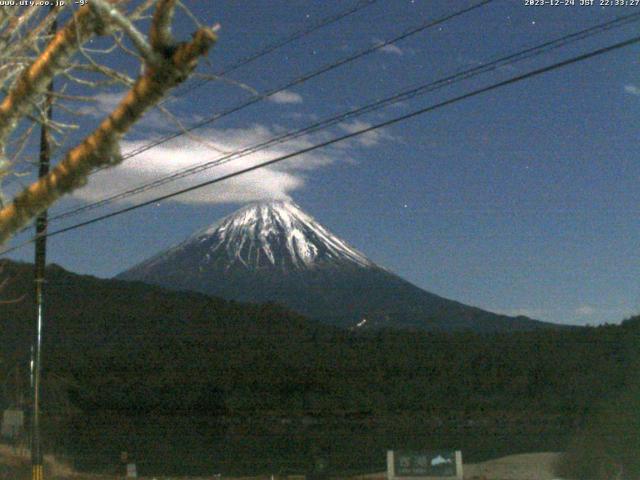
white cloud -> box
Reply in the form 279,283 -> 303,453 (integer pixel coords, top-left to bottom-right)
287,112 -> 320,122
77,91 -> 126,116
338,120 -> 396,147
268,90 -> 304,104
73,122 -> 387,206
575,305 -> 596,317
379,44 -> 404,56
501,308 -> 548,319
624,84 -> 640,96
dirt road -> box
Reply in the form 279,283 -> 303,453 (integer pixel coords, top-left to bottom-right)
463,452 -> 562,480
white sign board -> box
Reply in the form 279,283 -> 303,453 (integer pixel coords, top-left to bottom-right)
387,450 -> 463,480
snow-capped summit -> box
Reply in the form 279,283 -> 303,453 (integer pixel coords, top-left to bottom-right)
199,200 -> 372,270
118,200 -> 554,332
125,201 -> 374,276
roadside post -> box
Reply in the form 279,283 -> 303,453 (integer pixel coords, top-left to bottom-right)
1,408 -> 24,441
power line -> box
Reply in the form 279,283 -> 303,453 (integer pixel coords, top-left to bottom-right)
0,0 -> 379,188
8,0 -> 497,238
170,0 -> 379,100
89,0 -> 494,174
3,32 -> 638,256
47,11 -> 640,223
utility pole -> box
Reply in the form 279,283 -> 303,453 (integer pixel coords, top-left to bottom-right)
32,7 -> 56,480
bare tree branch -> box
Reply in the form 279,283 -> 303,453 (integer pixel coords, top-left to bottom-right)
0,5 -> 99,153
0,5 -> 217,244
150,0 -> 176,51
89,0 -> 157,63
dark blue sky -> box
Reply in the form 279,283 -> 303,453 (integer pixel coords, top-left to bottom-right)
5,0 -> 640,325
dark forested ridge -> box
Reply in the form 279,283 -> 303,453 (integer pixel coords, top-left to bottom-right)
0,260 -> 638,476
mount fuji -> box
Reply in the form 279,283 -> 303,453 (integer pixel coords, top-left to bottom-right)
117,201 -> 554,332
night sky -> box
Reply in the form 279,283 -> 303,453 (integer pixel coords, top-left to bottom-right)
4,0 -> 640,326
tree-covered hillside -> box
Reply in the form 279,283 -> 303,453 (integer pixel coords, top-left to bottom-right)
0,260 -> 637,476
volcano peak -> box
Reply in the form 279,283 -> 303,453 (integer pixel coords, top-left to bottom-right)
117,201 -> 554,332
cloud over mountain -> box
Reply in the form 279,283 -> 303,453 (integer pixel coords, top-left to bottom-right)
73,121 -> 388,206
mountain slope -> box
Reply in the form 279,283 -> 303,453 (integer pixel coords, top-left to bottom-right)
117,201 -> 555,332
